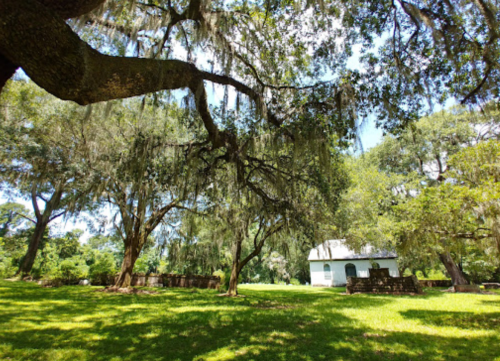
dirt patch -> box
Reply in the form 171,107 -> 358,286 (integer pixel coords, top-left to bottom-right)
97,286 -> 158,295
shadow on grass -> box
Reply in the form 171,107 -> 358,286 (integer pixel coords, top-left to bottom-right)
1,281 -> 500,361
481,299 -> 500,307
401,310 -> 500,330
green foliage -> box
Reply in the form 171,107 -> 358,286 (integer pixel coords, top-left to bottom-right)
0,239 -> 16,278
0,203 -> 30,238
0,202 -> 32,277
0,81 -> 92,214
212,269 -> 226,290
339,107 -> 500,282
47,256 -> 89,285
412,270 -> 449,281
133,254 -> 151,274
89,252 -> 117,285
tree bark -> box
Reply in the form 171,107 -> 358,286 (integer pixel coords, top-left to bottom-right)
226,238 -> 242,296
438,251 -> 469,285
17,220 -> 49,277
114,238 -> 140,288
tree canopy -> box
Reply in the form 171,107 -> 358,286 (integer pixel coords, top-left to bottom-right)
1,0 -> 499,151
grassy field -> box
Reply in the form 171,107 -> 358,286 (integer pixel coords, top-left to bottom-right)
0,281 -> 499,361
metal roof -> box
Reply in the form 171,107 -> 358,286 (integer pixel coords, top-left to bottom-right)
307,239 -> 397,261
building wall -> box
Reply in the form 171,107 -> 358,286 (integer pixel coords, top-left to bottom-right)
310,259 -> 399,287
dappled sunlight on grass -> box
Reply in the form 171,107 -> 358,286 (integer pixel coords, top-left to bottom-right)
1,282 -> 500,360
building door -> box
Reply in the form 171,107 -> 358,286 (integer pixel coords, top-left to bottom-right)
345,263 -> 357,278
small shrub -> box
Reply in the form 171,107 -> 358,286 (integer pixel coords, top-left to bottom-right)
289,278 -> 301,286
213,269 -> 226,291
133,254 -> 150,274
0,241 -> 16,278
90,252 -> 117,285
158,260 -> 170,274
415,269 -> 449,280
48,256 -> 89,285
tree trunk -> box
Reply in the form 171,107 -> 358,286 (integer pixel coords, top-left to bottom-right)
438,251 -> 469,285
227,260 -> 240,296
17,221 -> 48,277
114,241 -> 140,288
226,238 -> 243,296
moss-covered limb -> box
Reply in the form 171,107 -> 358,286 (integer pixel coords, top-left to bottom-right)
0,0 -> 198,103
0,0 -> 274,150
38,0 -> 106,19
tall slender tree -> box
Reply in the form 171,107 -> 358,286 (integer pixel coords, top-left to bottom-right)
0,81 -> 93,276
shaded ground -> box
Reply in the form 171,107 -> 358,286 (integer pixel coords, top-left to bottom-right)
0,281 -> 499,361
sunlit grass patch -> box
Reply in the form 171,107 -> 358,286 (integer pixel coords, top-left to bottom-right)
1,281 -> 500,360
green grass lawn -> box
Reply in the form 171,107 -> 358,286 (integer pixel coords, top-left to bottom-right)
1,281 -> 499,361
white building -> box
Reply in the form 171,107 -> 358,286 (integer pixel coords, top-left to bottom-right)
308,240 -> 399,287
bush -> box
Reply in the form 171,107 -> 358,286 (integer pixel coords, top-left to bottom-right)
289,278 -> 301,286
47,256 -> 89,285
158,260 -> 170,274
89,252 -> 117,285
213,269 -> 226,291
0,240 -> 16,278
415,269 -> 449,280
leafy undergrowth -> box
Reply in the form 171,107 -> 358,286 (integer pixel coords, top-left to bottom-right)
1,281 -> 499,361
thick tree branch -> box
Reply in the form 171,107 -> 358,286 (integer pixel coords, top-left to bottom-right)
0,0 -> 276,150
15,213 -> 36,224
31,185 -> 42,221
49,210 -> 66,221
39,0 -> 106,19
145,201 -> 178,235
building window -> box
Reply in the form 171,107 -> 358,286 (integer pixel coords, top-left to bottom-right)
324,264 -> 331,280
345,263 -> 357,278
371,262 -> 380,269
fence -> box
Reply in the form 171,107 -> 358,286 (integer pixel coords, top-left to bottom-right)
110,274 -> 221,289
346,268 -> 423,295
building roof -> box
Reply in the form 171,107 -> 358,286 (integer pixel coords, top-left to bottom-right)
307,240 -> 397,261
